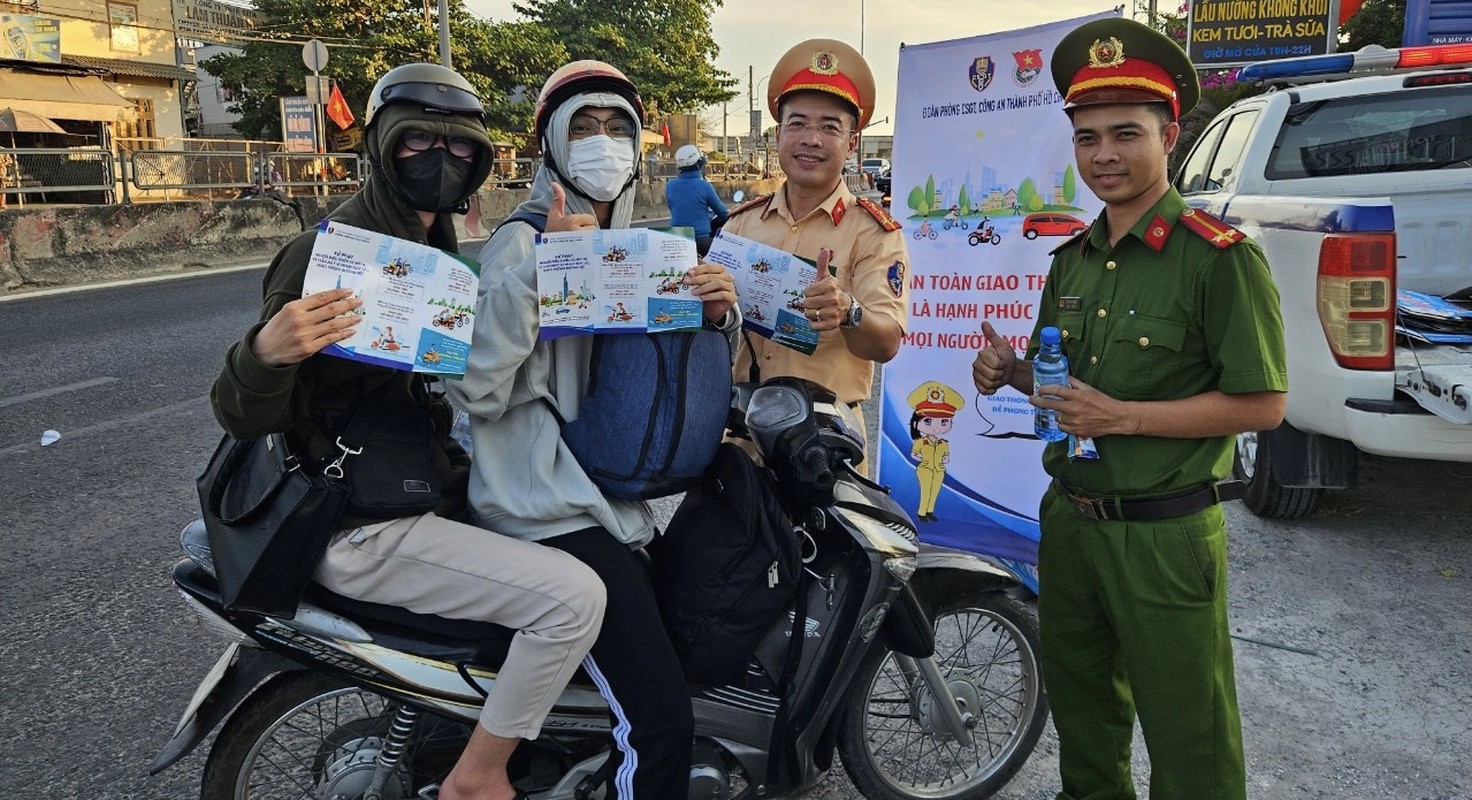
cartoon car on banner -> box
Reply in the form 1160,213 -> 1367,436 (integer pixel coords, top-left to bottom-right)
1022,212 -> 1087,239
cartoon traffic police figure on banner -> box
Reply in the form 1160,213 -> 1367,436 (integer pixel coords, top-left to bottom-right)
908,380 -> 964,522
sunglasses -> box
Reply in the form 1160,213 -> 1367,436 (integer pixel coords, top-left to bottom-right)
400,129 -> 478,158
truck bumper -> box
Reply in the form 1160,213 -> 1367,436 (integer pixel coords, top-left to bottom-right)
1342,400 -> 1472,461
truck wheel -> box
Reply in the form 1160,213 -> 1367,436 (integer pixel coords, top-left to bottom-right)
1233,430 -> 1321,519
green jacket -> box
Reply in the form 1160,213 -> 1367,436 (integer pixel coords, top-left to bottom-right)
210,103 -> 490,525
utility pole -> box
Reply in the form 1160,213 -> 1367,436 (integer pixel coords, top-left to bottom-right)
438,0 -> 451,67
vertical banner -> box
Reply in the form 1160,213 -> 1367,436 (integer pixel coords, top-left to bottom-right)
881,12 -> 1116,593
280,96 -> 318,154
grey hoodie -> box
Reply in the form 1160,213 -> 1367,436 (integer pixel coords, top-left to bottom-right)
448,92 -> 741,546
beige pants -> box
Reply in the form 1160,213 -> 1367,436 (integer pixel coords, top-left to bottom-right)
315,513 -> 606,739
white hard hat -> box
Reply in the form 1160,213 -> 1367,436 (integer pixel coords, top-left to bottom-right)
675,144 -> 704,169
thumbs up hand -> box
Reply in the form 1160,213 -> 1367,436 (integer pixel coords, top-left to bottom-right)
801,248 -> 845,331
971,320 -> 1017,395
545,182 -> 597,232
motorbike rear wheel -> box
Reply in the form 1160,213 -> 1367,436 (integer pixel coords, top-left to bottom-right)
837,591 -> 1047,800
200,672 -> 467,800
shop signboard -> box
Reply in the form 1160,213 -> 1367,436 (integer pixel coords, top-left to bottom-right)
1187,0 -> 1336,68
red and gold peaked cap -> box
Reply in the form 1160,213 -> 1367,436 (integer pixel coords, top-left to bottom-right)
768,38 -> 875,130
1049,18 -> 1200,120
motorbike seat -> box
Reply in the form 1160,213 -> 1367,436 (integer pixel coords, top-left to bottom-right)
177,519 -> 518,667
304,585 -> 519,668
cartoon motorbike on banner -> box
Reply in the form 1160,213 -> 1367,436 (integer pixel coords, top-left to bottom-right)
153,378 -> 1048,800
968,218 -> 1001,246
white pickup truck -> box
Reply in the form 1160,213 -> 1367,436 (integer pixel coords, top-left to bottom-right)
1173,44 -> 1472,518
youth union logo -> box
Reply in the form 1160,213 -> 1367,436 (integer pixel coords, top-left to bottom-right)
968,56 -> 995,93
1012,48 -> 1043,87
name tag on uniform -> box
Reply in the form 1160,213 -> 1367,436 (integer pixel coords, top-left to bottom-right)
1058,297 -> 1083,312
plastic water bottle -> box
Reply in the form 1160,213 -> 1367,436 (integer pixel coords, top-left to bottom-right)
1033,326 -> 1069,442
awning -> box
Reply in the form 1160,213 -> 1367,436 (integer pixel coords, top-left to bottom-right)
0,71 -> 133,122
63,55 -> 197,82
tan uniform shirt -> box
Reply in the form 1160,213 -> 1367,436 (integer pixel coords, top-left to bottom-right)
725,182 -> 910,405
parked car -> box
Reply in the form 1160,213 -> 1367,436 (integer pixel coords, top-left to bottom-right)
1173,43 -> 1472,519
875,168 -> 891,204
1021,212 -> 1087,239
860,157 -> 890,175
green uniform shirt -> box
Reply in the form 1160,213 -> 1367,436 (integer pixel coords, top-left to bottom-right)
1027,189 -> 1287,497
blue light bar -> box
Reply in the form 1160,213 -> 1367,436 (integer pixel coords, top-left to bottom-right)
1238,53 -> 1356,82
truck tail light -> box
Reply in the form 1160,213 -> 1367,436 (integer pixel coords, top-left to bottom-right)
1316,233 -> 1396,370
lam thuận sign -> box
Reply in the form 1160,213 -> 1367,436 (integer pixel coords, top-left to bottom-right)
173,0 -> 258,44
1187,0 -> 1336,68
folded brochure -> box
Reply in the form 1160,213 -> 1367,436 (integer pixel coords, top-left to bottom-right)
301,220 -> 480,376
535,227 -> 705,339
704,230 -> 822,355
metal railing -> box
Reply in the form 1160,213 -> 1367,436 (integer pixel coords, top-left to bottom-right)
0,148 -> 116,205
114,149 -> 364,202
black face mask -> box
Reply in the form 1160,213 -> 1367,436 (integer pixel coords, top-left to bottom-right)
394,148 -> 472,212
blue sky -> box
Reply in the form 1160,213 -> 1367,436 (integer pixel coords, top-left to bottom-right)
464,0 -> 1122,136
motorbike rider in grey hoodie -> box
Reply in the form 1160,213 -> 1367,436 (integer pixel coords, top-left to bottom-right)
448,60 -> 741,799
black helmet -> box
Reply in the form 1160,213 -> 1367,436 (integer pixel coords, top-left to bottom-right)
365,63 -> 485,130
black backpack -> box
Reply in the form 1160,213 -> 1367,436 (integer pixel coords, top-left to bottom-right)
650,443 -> 803,686
498,212 -> 732,500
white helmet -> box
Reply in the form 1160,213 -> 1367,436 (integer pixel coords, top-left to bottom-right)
675,144 -> 704,169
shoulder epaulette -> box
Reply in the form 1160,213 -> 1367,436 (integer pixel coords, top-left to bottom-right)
729,193 -> 774,217
854,195 -> 902,232
1050,223 -> 1092,256
1178,207 -> 1246,249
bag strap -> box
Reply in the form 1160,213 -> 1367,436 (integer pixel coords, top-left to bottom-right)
742,330 -> 761,384
767,550 -> 808,786
492,211 -> 548,237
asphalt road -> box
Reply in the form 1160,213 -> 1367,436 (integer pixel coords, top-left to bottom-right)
1,268 -> 1469,799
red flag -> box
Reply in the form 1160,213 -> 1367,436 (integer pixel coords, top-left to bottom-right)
326,83 -> 355,130
661,120 -> 672,147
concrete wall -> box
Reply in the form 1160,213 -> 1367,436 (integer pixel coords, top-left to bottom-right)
0,177 -> 781,295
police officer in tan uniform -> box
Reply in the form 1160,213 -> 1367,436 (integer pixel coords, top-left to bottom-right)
725,39 -> 909,442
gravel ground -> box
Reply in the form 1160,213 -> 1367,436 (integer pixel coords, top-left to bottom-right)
786,453 -> 1472,800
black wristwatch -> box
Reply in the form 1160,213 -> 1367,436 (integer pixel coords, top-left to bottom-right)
841,294 -> 864,329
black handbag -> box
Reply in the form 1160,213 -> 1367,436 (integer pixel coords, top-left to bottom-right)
197,431 -> 350,618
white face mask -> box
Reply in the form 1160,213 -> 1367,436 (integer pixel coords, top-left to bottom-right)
565,135 -> 635,202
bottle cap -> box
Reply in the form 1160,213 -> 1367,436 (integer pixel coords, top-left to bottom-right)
1040,326 -> 1061,346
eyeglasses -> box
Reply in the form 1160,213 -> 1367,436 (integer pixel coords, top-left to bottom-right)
569,114 -> 636,140
400,129 -> 478,158
780,120 -> 854,139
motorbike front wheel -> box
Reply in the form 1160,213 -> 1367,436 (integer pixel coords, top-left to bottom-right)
201,672 -> 468,800
838,591 -> 1048,800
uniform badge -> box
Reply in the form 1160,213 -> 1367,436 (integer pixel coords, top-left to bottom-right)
811,51 -> 839,75
887,261 -> 906,297
1087,36 -> 1125,69
1058,297 -> 1082,312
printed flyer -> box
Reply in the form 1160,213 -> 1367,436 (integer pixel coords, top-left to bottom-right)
704,230 -> 820,355
535,227 -> 705,338
302,220 -> 480,376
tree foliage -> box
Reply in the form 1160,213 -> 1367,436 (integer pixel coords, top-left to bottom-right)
1017,177 -> 1039,212
512,0 -> 737,113
1062,164 -> 1076,205
957,183 -> 971,216
202,0 -> 566,142
1340,0 -> 1407,49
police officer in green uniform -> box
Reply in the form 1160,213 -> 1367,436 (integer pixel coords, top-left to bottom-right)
971,17 -> 1288,800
